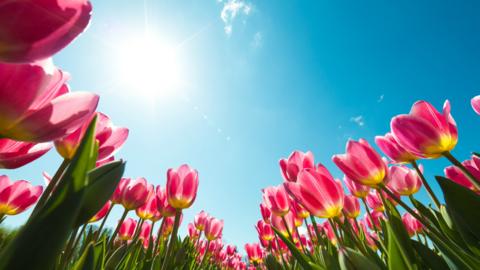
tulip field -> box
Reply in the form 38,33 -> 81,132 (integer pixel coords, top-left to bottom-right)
1,1 -> 480,270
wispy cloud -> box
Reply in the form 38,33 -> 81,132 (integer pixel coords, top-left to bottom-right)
377,94 -> 384,103
218,0 -> 252,35
250,31 -> 263,48
350,115 -> 365,127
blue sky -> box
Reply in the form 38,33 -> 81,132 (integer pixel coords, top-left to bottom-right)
4,0 -> 480,249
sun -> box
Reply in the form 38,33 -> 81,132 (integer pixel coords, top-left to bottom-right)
113,34 -> 183,99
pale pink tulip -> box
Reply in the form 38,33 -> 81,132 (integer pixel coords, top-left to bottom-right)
0,139 -> 51,169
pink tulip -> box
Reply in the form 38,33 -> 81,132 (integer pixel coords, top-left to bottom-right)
0,175 -> 43,216
205,217 -> 224,241
96,156 -> 115,167
471,95 -> 480,115
156,185 -> 176,217
402,212 -> 423,237
444,156 -> 480,193
188,223 -> 200,239
322,221 -> 337,245
375,132 -> 420,163
364,211 -> 386,230
119,178 -> 152,210
118,218 -> 137,241
291,199 -> 310,219
111,178 -> 129,204
88,200 -> 111,223
139,222 -> 152,241
0,0 -> 92,63
270,211 -> 295,238
259,203 -> 271,223
0,61 -> 99,142
166,164 -> 199,209
285,166 -> 344,218
55,112 -> 129,161
343,195 -> 360,218
0,138 -> 51,169
245,243 -> 263,264
279,150 -> 315,182
136,193 -> 158,220
194,210 -> 209,231
391,100 -> 458,158
365,190 -> 384,212
344,175 -> 370,198
255,220 -> 274,242
333,139 -> 388,186
161,216 -> 175,237
226,244 -> 236,256
387,165 -> 422,195
262,185 -> 290,216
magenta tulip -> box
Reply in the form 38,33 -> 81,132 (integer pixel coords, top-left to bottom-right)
344,175 -> 370,198
118,218 -> 137,241
255,220 -> 274,242
343,195 -> 360,218
364,211 -> 386,230
0,138 -> 51,169
194,210 -> 209,231
88,200 -> 111,223
387,165 -> 422,195
262,185 -> 290,217
119,178 -> 152,210
0,175 -> 42,216
226,244 -> 236,256
0,0 -> 92,63
139,222 -> 152,241
0,61 -> 99,142
270,211 -> 295,238
166,164 -> 199,209
156,185 -> 176,217
402,212 -> 423,237
375,132 -> 420,163
445,156 -> 480,193
471,95 -> 480,115
333,139 -> 388,186
279,150 -> 315,182
245,243 -> 263,264
284,167 -> 344,218
111,178 -> 129,204
365,190 -> 384,212
259,203 -> 271,223
205,217 -> 224,241
391,100 -> 458,158
55,112 -> 128,161
136,193 -> 158,220
188,223 -> 200,239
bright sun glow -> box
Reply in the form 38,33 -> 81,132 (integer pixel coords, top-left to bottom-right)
114,34 -> 183,99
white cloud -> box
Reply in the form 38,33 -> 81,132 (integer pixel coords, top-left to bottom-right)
377,94 -> 384,103
350,115 -> 365,127
250,31 -> 263,48
218,0 -> 252,35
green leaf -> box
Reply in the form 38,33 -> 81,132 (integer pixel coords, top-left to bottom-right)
272,226 -> 315,270
265,254 -> 283,270
105,245 -> 128,270
411,240 -> 449,270
0,117 -> 98,270
74,161 -> 126,227
72,241 -> 105,270
339,247 -> 381,270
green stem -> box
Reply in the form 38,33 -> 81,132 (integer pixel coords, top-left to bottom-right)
107,208 -> 129,250
443,151 -> 480,190
61,226 -> 79,269
328,219 -> 342,246
161,209 -> 181,270
411,161 -> 441,208
94,204 -> 114,241
31,159 -> 70,217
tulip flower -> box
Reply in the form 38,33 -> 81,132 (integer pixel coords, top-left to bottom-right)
88,200 -> 111,223
188,223 -> 200,240
0,61 -> 99,142
136,193 -> 158,220
375,132 -> 420,163
402,212 -> 423,237
284,167 -> 344,218
271,211 -> 295,238
256,220 -> 274,242
0,0 -> 92,63
364,211 -> 386,230
118,218 -> 137,241
259,203 -> 271,223
139,222 -> 152,241
166,164 -> 199,209
391,100 -> 457,158
262,185 -> 290,216
279,150 -> 315,182
365,190 -> 384,212
111,178 -> 129,204
119,178 -> 152,210
387,165 -> 422,195
205,217 -> 224,241
322,221 -> 337,245
333,139 -> 388,186
445,156 -> 480,193
291,199 -> 310,219
0,175 -> 43,216
472,95 -> 480,115
226,244 -> 237,256
344,175 -> 370,198
161,216 -> 176,237
343,195 -> 360,218
156,185 -> 176,217
245,243 -> 263,264
0,138 -> 51,169
194,210 -> 209,231
55,112 -> 129,161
